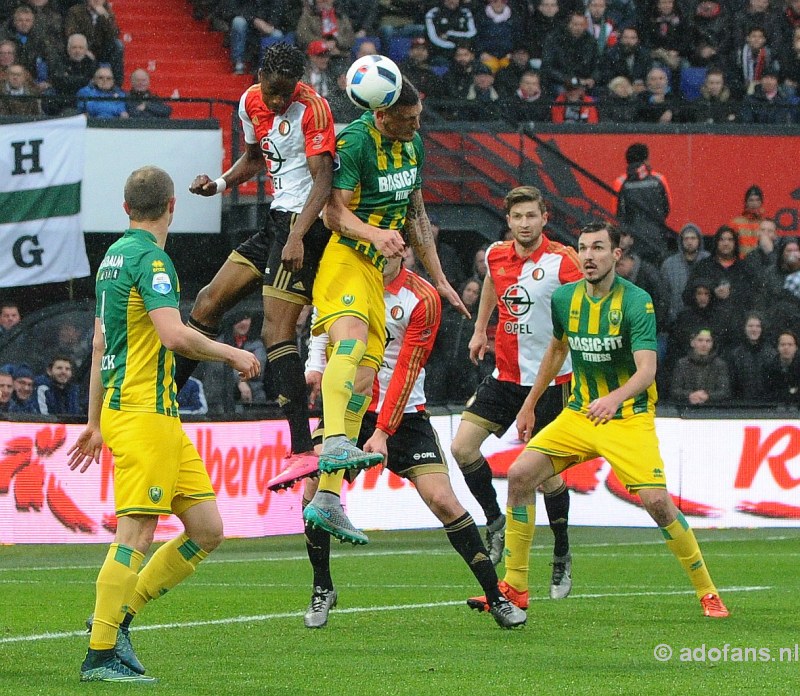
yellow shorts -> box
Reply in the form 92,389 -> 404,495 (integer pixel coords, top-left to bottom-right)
525,408 -> 667,492
101,409 -> 215,518
311,240 -> 385,372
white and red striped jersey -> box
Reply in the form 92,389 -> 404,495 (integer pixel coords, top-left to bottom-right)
306,268 -> 441,435
239,81 -> 335,213
487,236 -> 582,386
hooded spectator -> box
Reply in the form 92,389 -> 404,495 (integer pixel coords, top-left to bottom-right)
660,222 -> 710,326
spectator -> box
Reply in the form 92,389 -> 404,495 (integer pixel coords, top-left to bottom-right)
0,369 -> 12,413
9,364 -> 39,414
614,142 -> 673,265
76,64 -> 127,118
504,69 -> 552,123
0,302 -> 20,334
177,375 -> 209,416
551,75 -> 600,122
527,0 -> 562,69
35,355 -> 82,415
50,319 -> 91,370
728,184 -> 765,257
0,39 -> 15,85
425,277 -> 482,405
424,0 -> 477,66
599,25 -> 650,92
780,0 -> 800,50
474,0 -> 522,72
732,0 -> 783,61
726,311 -> 775,401
779,26 -> 800,96
660,222 -> 710,326
219,311 -> 268,407
541,12 -> 599,93
689,0 -> 730,70
353,38 -> 378,59
601,75 -> 640,121
616,247 -> 669,330
49,33 -> 96,113
417,213 -> 467,289
295,0 -> 355,57
472,245 -> 488,281
729,26 -> 780,97
464,62 -> 503,119
635,65 -> 682,122
338,0 -> 381,38
26,0 -> 63,64
303,39 -> 334,98
642,0 -> 690,75
126,68 -> 172,118
64,0 -> 123,84
688,225 -> 755,349
739,68 -> 796,122
210,1 -> 283,75
665,277 -> 727,378
743,218 -> 779,288
446,40 -> 478,98
585,0 -> 617,58
762,330 -> 800,404
0,5 -> 52,92
494,44 -> 533,96
693,67 -> 738,123
758,237 -> 800,337
668,328 -> 731,405
400,36 -> 444,99
0,64 -> 40,115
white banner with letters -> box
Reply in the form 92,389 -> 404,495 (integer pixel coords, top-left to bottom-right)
0,417 -> 798,543
0,115 -> 90,287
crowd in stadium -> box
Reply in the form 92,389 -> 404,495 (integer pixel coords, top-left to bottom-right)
2,0 -> 800,122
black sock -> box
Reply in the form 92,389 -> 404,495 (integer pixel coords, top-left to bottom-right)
544,481 -> 570,557
445,512 -> 500,604
174,317 -> 218,391
303,498 -> 332,590
120,612 -> 134,630
460,456 -> 501,524
267,340 -> 314,453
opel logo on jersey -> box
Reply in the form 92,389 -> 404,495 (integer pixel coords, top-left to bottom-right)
501,284 -> 535,317
390,305 -> 404,320
260,136 -> 285,174
532,267 -> 545,281
278,119 -> 291,136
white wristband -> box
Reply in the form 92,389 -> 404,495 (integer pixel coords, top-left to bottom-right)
214,177 -> 227,194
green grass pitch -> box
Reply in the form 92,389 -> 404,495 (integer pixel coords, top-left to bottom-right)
1,527 -> 798,695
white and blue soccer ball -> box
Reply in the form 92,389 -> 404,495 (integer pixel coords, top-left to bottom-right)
345,55 -> 403,110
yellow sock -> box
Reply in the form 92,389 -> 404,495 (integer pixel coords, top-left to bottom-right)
89,543 -> 145,650
662,512 -> 718,598
345,393 -> 371,441
503,504 -> 535,592
321,339 -> 366,437
127,533 -> 208,615
317,470 -> 345,495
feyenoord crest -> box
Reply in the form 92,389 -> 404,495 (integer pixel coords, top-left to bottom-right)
390,304 -> 404,320
148,486 -> 163,504
608,309 -> 622,327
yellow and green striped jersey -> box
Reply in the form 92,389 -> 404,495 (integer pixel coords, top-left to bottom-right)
332,111 -> 424,269
95,228 -> 180,416
551,276 -> 658,418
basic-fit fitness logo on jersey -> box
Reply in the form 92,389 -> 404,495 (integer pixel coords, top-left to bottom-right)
569,335 -> 624,362
378,168 -> 417,201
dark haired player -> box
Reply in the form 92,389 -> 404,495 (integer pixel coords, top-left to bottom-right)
184,42 -> 335,478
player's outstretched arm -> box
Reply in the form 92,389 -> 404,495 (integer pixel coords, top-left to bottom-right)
516,336 -> 569,441
149,307 -> 261,379
324,188 -> 405,257
189,142 -> 264,197
67,318 -> 105,472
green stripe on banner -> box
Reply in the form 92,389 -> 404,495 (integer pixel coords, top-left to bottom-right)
0,182 -> 81,224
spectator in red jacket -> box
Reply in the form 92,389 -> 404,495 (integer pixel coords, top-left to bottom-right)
551,75 -> 599,122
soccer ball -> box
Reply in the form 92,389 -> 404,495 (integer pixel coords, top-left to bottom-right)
345,55 -> 403,111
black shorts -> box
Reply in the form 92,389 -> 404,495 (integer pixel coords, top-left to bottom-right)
313,411 -> 448,479
231,210 -> 330,304
462,375 -> 570,437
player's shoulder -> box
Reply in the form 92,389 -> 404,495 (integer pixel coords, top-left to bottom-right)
544,237 -> 579,260
295,83 -> 332,115
336,113 -> 371,148
618,276 -> 654,305
241,83 -> 262,106
404,270 -> 440,306
486,240 -> 511,260
553,279 -> 582,301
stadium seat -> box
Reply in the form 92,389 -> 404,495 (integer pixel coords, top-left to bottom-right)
680,66 -> 707,101
352,36 -> 382,58
388,36 -> 412,64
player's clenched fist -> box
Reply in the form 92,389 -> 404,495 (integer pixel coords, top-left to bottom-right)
229,348 -> 261,380
189,174 -> 219,196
